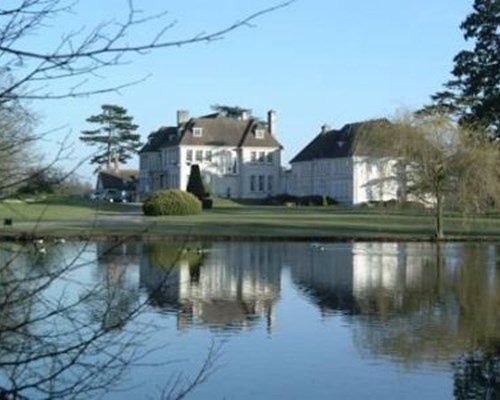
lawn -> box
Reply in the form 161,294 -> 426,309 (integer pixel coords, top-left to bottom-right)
0,196 -> 498,241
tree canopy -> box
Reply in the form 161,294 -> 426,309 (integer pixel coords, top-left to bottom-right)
423,0 -> 500,139
211,104 -> 252,119
80,104 -> 142,172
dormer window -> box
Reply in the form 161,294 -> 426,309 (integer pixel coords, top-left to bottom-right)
193,127 -> 203,137
255,129 -> 265,139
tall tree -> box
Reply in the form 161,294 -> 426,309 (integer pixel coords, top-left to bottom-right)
424,0 -> 500,139
80,104 -> 142,172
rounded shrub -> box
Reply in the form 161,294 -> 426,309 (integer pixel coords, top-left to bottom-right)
143,190 -> 202,216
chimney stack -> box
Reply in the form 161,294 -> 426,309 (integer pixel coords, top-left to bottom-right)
268,110 -> 277,137
177,110 -> 189,126
240,110 -> 250,121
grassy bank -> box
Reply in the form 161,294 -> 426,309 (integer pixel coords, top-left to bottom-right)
0,196 -> 498,241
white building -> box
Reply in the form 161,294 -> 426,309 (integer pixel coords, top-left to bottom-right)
289,119 -> 405,205
139,109 -> 283,200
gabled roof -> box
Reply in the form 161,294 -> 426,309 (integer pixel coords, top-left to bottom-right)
141,112 -> 282,152
97,169 -> 138,191
179,114 -> 281,148
290,119 -> 391,163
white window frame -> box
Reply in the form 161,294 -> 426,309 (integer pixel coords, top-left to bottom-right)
255,129 -> 265,139
193,127 -> 203,137
195,149 -> 203,162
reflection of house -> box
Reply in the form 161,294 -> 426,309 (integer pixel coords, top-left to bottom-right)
287,242 -> 435,315
96,169 -> 139,200
138,109 -> 283,199
140,242 -> 282,332
289,120 -> 403,205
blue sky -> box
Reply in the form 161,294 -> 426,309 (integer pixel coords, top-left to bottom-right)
32,0 -> 472,182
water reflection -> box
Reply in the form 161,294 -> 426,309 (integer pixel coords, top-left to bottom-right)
1,240 -> 498,399
140,242 -> 281,332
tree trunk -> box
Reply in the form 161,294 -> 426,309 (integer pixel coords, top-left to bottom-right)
435,193 -> 444,240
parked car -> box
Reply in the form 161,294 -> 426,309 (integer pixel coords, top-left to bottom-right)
103,189 -> 127,203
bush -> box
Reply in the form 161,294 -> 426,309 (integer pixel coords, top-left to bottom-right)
201,198 -> 213,210
143,190 -> 202,216
297,195 -> 338,206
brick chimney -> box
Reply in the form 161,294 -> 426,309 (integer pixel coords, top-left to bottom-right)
267,110 -> 277,137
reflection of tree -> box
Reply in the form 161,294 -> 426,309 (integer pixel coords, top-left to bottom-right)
348,243 -> 500,375
288,241 -> 500,384
0,242 -> 140,398
453,344 -> 500,400
140,242 -> 282,332
86,242 -> 141,331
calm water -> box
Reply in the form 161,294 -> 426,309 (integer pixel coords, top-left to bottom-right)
1,241 -> 499,399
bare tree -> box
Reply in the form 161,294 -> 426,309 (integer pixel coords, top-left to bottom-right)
0,2 -> 292,397
0,239 -> 219,399
0,0 -> 295,105
355,112 -> 500,239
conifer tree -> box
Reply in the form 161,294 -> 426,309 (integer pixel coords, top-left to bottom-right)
80,104 -> 142,172
424,0 -> 500,139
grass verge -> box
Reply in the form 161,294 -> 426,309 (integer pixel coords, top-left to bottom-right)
0,196 -> 498,241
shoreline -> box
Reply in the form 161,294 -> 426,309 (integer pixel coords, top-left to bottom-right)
1,232 -> 499,243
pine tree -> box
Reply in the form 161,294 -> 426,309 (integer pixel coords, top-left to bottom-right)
80,104 -> 142,172
424,0 -> 500,139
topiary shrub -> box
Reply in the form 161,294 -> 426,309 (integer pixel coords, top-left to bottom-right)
143,189 -> 202,216
187,164 -> 213,209
186,165 -> 208,199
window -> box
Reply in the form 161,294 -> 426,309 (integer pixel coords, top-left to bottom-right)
267,175 -> 273,192
193,127 -> 203,137
195,150 -> 203,162
250,151 -> 256,162
266,152 -> 273,164
258,151 -> 265,163
250,175 -> 256,192
205,150 -> 212,162
258,175 -> 265,191
255,129 -> 265,139
186,149 -> 193,162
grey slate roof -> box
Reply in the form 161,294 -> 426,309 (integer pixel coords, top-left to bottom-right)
141,113 -> 282,152
290,119 -> 391,163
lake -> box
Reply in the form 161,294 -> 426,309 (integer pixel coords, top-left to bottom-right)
0,241 -> 498,399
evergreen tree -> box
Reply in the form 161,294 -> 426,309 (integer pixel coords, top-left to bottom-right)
80,104 -> 142,172
424,0 -> 500,139
211,104 -> 252,119
186,165 -> 208,200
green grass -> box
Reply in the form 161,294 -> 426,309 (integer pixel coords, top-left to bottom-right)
0,196 -> 498,241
